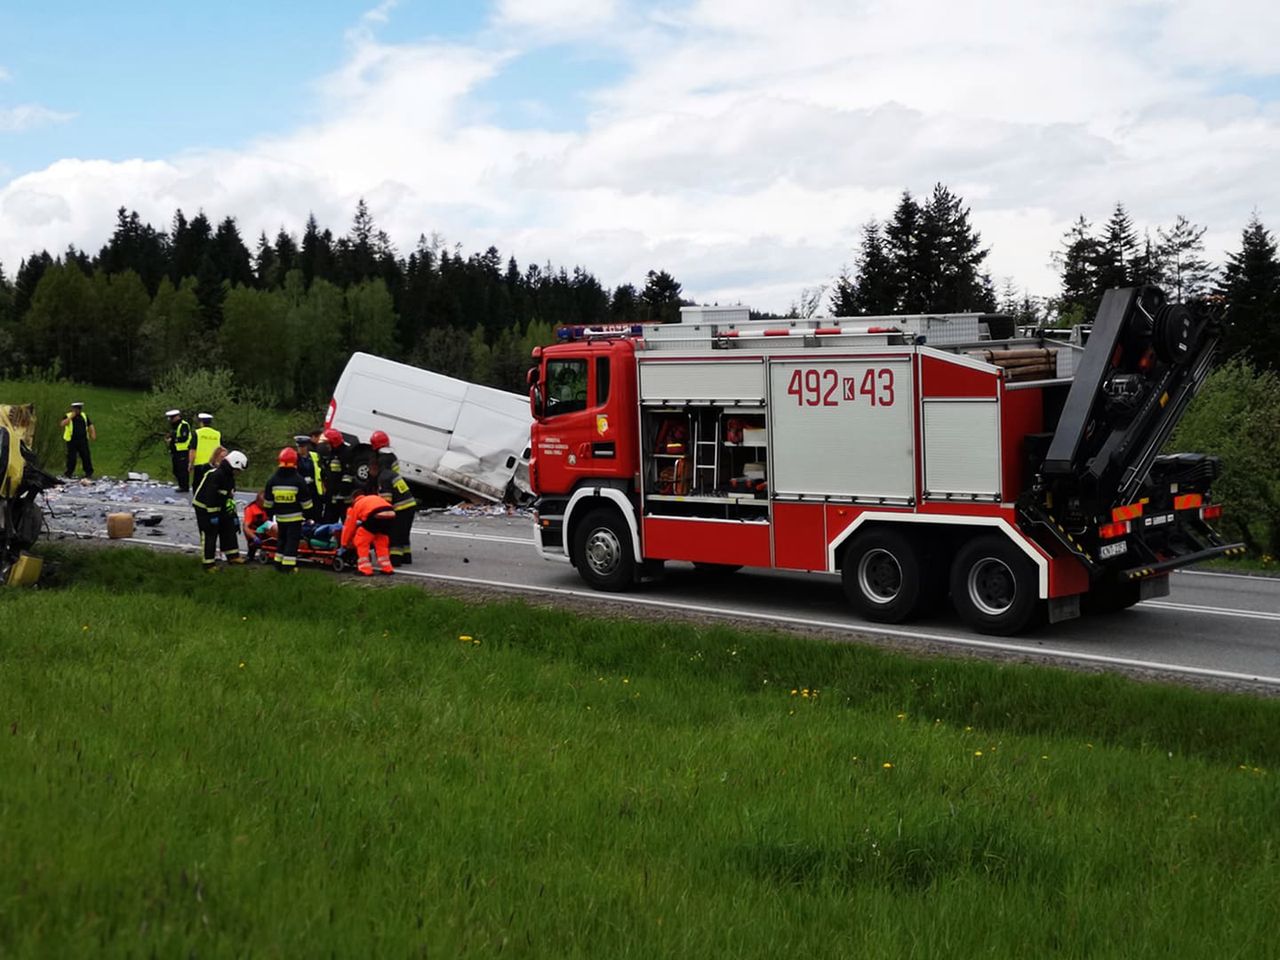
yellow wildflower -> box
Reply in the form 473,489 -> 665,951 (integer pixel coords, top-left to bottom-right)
882,762 -> 893,769
974,750 -> 983,757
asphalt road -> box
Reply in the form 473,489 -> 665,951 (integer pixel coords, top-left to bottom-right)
47,492 -> 1280,691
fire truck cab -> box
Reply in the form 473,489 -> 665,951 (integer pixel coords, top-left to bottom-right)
528,287 -> 1240,635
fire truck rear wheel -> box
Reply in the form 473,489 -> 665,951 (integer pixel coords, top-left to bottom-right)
573,507 -> 635,591
950,535 -> 1039,635
841,529 -> 927,623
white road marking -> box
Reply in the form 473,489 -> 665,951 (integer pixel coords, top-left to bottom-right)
1143,600 -> 1280,622
1175,568 -> 1280,583
412,529 -> 532,545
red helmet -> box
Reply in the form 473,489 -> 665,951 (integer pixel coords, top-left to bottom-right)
369,430 -> 390,451
323,428 -> 343,448
278,447 -> 298,467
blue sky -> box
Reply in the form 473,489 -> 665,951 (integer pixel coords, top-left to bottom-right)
2,0 -> 1279,309
0,1 -> 619,175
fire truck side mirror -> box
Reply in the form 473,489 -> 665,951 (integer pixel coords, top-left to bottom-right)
529,378 -> 545,421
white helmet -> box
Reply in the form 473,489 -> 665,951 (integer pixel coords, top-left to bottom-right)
225,450 -> 248,470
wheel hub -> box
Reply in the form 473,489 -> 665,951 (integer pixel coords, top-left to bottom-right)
584,528 -> 622,578
857,548 -> 903,604
968,557 -> 1016,616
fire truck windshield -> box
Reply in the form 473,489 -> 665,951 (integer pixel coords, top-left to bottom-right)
545,358 -> 588,417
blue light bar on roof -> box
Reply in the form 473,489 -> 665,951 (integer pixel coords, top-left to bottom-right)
554,323 -> 645,341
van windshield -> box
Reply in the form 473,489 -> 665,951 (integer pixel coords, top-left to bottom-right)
545,359 -> 588,417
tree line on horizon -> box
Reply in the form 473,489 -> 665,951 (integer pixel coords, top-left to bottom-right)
0,189 -> 1277,405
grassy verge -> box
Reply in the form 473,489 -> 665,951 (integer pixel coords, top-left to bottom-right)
0,379 -> 301,486
1,546 -> 1277,957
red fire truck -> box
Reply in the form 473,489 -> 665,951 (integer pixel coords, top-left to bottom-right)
527,286 -> 1241,635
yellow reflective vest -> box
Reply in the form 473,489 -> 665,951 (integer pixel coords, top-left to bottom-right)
192,426 -> 221,466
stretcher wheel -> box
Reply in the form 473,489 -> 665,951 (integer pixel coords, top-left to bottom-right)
332,554 -> 346,573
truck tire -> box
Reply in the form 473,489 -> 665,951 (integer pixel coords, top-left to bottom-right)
573,507 -> 636,592
950,534 -> 1040,635
841,529 -> 927,623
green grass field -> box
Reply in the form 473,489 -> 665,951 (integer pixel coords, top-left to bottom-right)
0,379 -> 303,487
1,547 -> 1277,957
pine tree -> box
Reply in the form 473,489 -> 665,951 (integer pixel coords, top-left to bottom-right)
274,229 -> 299,277
1054,216 -> 1100,321
255,232 -> 280,288
1217,213 -> 1280,371
212,217 -> 254,288
1156,215 -> 1215,302
1094,203 -> 1138,292
0,260 -> 11,327
170,210 -> 212,282
610,283 -> 639,321
640,270 -> 684,324
883,191 -> 922,312
300,214 -> 336,287
923,183 -> 989,312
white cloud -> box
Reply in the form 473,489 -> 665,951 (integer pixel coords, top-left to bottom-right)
0,103 -> 74,133
1,0 -> 1279,310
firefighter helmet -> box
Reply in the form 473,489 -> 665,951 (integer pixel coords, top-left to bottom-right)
225,450 -> 248,470
369,430 -> 390,451
323,428 -> 344,448
277,447 -> 298,467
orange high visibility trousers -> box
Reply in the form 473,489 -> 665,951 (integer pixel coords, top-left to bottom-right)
353,527 -> 393,576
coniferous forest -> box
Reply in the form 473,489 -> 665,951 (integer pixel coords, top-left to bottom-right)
0,187 -> 1277,405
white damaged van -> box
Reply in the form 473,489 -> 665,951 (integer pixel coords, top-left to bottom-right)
325,353 -> 532,502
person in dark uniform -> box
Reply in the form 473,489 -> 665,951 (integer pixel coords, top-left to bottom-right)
192,450 -> 247,571
61,402 -> 96,478
263,447 -> 313,573
321,428 -> 352,523
165,409 -> 192,491
371,430 -> 418,566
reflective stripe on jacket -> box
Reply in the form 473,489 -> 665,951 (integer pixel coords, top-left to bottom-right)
171,420 -> 192,453
263,467 -> 314,523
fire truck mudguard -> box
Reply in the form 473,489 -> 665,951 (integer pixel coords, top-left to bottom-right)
527,292 -> 1235,636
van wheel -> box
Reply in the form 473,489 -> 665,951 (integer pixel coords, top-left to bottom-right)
573,508 -> 635,592
841,529 -> 926,623
950,534 -> 1040,635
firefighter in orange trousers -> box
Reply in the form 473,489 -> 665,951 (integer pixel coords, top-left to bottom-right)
263,447 -> 314,573
341,490 -> 397,576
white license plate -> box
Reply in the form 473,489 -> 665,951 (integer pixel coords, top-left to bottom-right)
1099,541 -> 1128,559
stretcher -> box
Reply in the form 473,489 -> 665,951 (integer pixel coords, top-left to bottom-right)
253,534 -> 348,572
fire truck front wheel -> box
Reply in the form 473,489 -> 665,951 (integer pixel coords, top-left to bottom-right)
950,535 -> 1040,635
841,529 -> 928,623
572,508 -> 636,591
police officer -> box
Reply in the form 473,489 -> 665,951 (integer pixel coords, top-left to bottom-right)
60,401 -> 96,479
189,413 -> 221,495
263,447 -> 313,573
193,449 -> 247,570
165,409 -> 192,491
371,430 -> 418,565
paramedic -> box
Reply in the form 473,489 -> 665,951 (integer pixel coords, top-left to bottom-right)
341,489 -> 396,576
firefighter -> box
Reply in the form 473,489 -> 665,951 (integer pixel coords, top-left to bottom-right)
60,401 -> 96,479
294,434 -> 325,519
263,447 -> 314,573
321,428 -> 352,523
371,429 -> 417,565
189,413 -> 221,495
165,409 -> 192,492
193,449 -> 247,570
341,489 -> 396,576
